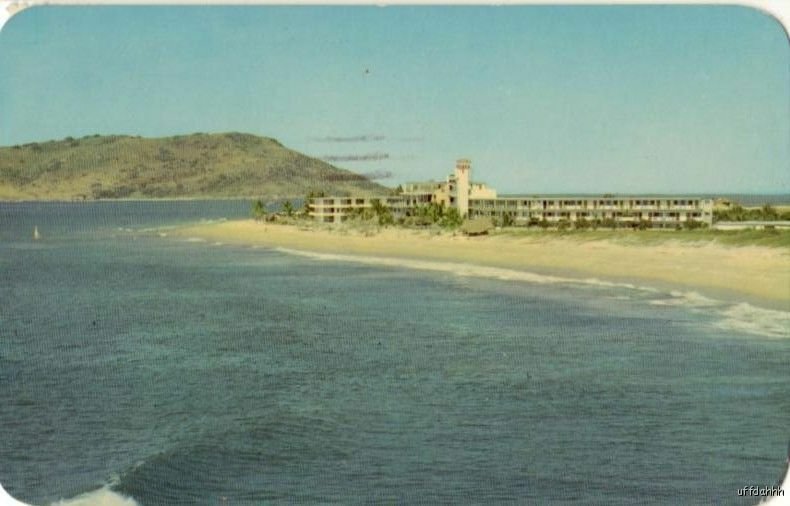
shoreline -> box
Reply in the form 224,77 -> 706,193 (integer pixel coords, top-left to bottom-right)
171,220 -> 790,310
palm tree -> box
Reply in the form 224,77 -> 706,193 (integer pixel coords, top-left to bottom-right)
251,199 -> 266,221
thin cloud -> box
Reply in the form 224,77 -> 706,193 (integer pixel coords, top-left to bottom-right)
360,170 -> 393,180
322,152 -> 390,162
311,135 -> 386,143
322,170 -> 393,181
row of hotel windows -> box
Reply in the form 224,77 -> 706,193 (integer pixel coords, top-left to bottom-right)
312,208 -> 707,219
314,198 -> 428,207
312,200 -> 711,214
317,198 -> 705,206
316,198 -> 368,205
471,199 -> 704,207
471,211 -> 706,219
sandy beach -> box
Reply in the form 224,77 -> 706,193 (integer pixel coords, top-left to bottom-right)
173,220 -> 790,308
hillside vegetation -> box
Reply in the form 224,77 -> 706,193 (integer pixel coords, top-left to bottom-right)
0,132 -> 389,200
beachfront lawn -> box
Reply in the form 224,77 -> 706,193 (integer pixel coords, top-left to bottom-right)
491,227 -> 790,248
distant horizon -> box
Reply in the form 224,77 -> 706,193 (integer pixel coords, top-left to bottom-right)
1,5 -> 788,194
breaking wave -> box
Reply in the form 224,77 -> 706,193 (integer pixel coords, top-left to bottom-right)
649,290 -> 721,307
50,487 -> 139,506
274,247 -> 658,291
274,247 -> 789,339
0,483 -> 139,506
714,303 -> 790,339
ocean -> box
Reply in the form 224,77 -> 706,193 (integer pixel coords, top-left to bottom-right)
0,201 -> 787,505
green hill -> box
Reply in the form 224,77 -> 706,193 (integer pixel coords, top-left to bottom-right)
0,132 -> 390,200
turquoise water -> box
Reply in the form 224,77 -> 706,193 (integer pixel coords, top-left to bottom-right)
0,202 -> 787,505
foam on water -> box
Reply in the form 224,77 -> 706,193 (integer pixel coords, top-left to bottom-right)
135,226 -> 178,234
274,247 -> 789,339
650,291 -> 788,338
714,303 -> 790,339
0,484 -> 138,506
50,487 -> 139,506
649,290 -> 721,308
274,247 -> 657,292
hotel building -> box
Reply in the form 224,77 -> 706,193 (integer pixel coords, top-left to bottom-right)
309,160 -> 713,228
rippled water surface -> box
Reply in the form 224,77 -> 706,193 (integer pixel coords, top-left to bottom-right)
1,202 -> 787,505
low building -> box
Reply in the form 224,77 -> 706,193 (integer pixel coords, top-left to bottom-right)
309,160 -> 714,228
469,196 -> 713,228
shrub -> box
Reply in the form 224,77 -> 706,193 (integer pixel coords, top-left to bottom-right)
441,207 -> 463,229
761,204 -> 778,220
683,219 -> 706,230
370,199 -> 394,226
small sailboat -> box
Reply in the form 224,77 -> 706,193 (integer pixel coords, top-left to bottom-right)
33,226 -> 40,240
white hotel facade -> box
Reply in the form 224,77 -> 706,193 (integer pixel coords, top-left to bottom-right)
309,160 -> 714,228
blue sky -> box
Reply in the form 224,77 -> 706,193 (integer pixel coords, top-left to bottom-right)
0,5 -> 787,193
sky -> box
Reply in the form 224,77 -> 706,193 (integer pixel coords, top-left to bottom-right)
0,5 -> 787,193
